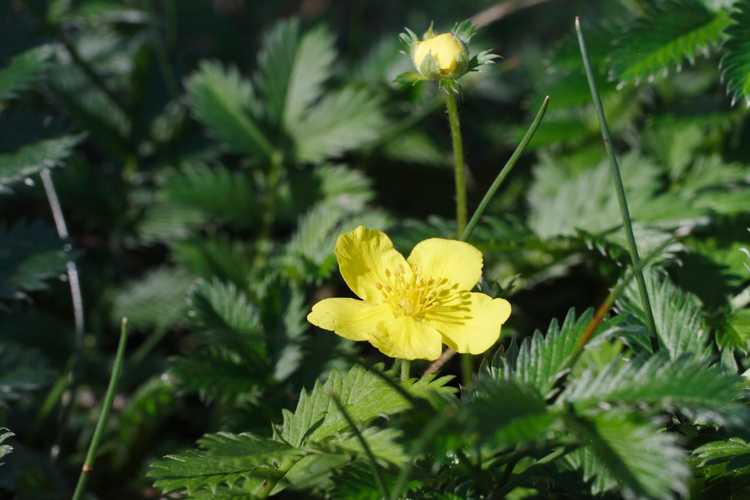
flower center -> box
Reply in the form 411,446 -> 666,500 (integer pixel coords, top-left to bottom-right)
375,267 -> 471,321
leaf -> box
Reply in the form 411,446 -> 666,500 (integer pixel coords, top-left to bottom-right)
0,342 -> 53,404
186,62 -> 272,158
694,438 -> 750,480
289,87 -> 386,163
564,413 -> 689,499
189,279 -> 262,344
283,25 -> 336,129
465,378 -> 557,448
617,267 -> 711,359
0,135 -> 83,186
0,428 -> 13,463
562,354 -> 747,424
279,365 -> 413,448
610,0 -> 730,85
170,350 -> 264,404
255,18 -> 300,126
163,163 -> 257,226
0,46 -> 51,104
488,308 -> 596,399
149,432 -> 303,496
0,221 -> 71,299
112,267 -> 194,332
721,1 -> 750,103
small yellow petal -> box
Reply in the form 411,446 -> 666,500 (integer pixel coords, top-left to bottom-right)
307,298 -> 391,342
407,238 -> 482,290
369,315 -> 443,361
335,226 -> 412,304
429,293 -> 511,355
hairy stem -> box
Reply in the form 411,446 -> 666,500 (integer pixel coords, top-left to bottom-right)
576,18 -> 658,345
72,318 -> 129,500
400,360 -> 411,381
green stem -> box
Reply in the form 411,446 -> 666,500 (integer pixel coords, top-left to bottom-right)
400,360 -> 411,381
330,393 -> 388,498
445,92 -> 468,237
462,96 -> 550,241
71,318 -> 129,500
575,18 -> 658,344
445,91 -> 473,385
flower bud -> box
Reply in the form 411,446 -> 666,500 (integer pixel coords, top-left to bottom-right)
412,32 -> 468,79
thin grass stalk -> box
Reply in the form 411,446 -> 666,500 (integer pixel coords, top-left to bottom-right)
71,318 -> 129,500
330,393 -> 388,498
575,17 -> 658,343
461,96 -> 550,241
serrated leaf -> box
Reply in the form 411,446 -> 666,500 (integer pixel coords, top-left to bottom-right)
562,355 -> 746,423
721,1 -> 750,103
186,62 -> 272,158
189,279 -> 262,342
0,46 -> 51,104
171,350 -> 264,404
112,267 -> 193,332
489,308 -> 596,399
149,432 -> 302,496
283,25 -> 336,129
565,413 -> 689,499
465,378 -> 556,447
694,438 -> 750,480
0,221 -> 71,299
256,18 -> 300,126
610,0 -> 730,85
0,342 -> 53,404
0,135 -> 83,186
289,87 -> 386,163
617,267 -> 711,359
163,163 -> 257,226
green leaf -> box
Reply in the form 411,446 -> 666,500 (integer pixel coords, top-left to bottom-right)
149,432 -> 303,496
186,62 -> 273,158
562,355 -> 746,423
112,267 -> 194,332
0,342 -> 53,404
488,308 -> 595,399
721,1 -> 750,103
617,267 -> 712,359
289,87 -> 386,163
0,46 -> 51,104
163,163 -> 257,226
283,25 -> 336,129
170,350 -> 264,404
256,18 -> 300,126
610,0 -> 730,85
189,279 -> 262,344
564,413 -> 689,499
0,428 -> 13,463
694,438 -> 750,480
465,378 -> 557,448
0,135 -> 83,186
0,221 -> 71,299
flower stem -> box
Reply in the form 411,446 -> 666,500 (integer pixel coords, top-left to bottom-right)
444,91 -> 473,385
575,18 -> 658,344
445,92 -> 468,237
400,360 -> 411,381
72,318 -> 129,500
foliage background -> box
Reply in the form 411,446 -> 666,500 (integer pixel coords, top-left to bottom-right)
2,0 -> 750,498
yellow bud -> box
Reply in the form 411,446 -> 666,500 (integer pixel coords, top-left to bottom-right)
413,33 -> 467,79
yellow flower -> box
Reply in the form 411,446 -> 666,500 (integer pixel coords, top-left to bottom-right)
307,226 -> 511,361
413,32 -> 468,78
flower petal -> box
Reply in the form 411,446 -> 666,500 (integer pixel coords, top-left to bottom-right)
407,238 -> 482,290
307,298 -> 391,342
336,225 -> 411,303
429,293 -> 511,355
369,316 -> 443,361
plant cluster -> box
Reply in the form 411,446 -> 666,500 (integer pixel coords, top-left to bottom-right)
1,1 -> 750,499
